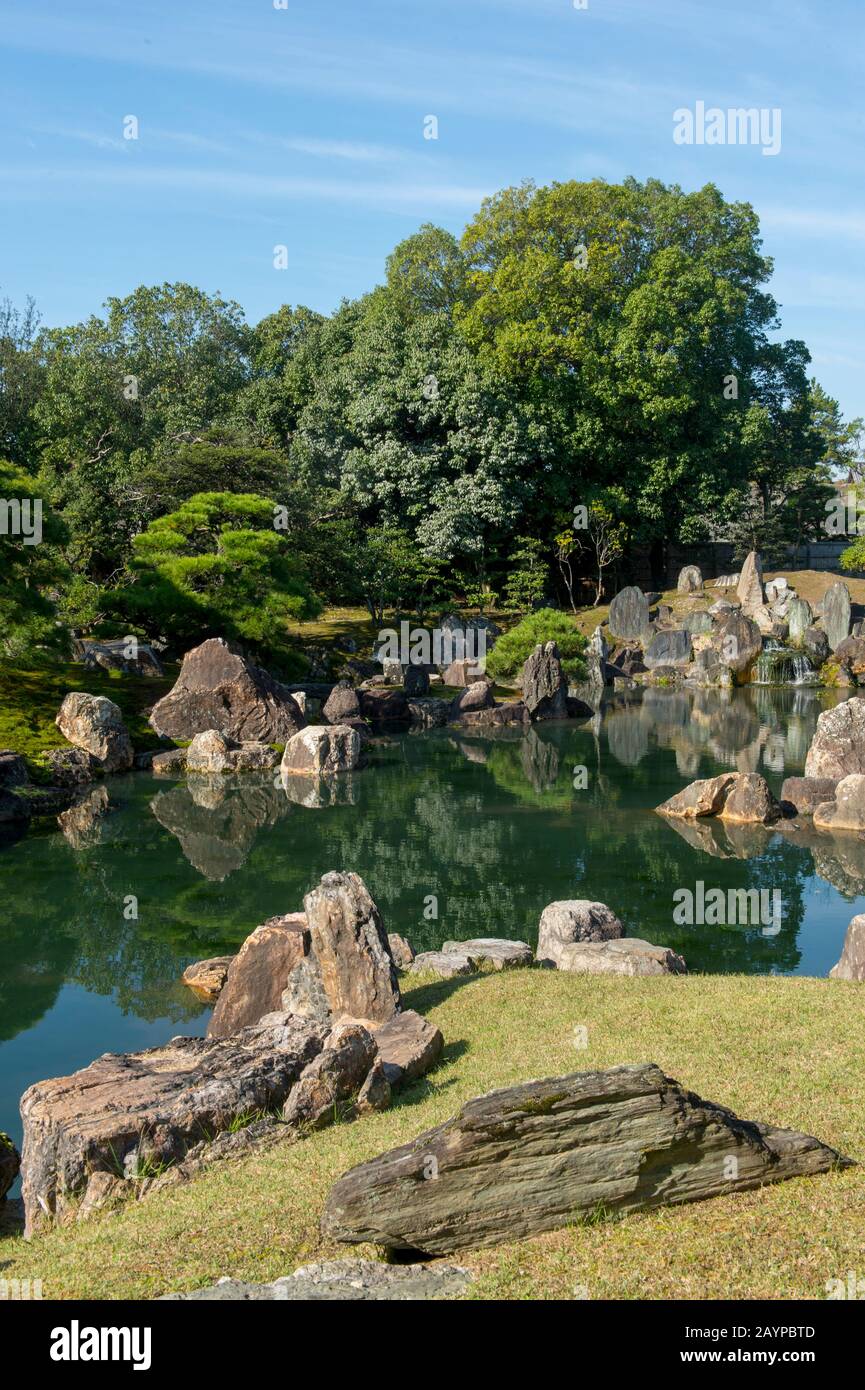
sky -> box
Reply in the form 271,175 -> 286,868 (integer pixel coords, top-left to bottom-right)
1,0 -> 863,426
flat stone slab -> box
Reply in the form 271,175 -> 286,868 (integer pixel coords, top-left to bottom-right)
408,951 -> 475,978
373,1010 -> 444,1086
322,1063 -> 851,1255
160,1260 -> 472,1301
441,938 -> 532,970
554,938 -> 687,976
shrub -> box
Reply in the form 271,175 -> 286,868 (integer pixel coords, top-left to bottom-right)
486,608 -> 587,683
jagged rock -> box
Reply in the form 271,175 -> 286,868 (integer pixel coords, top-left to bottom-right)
682,611 -> 713,636
282,1023 -> 378,1131
751,605 -> 775,635
451,681 -> 495,716
282,953 -> 331,1024
374,1010 -> 444,1086
409,951 -> 474,978
779,777 -> 839,816
55,693 -> 133,772
822,581 -> 852,652
181,956 -> 235,1002
358,689 -> 409,724
20,1012 -> 330,1236
207,914 -> 310,1038
151,748 -> 187,776
813,774 -> 865,833
805,698 -> 865,780
787,597 -> 813,642
149,638 -> 305,743
441,938 -> 532,970
521,642 -> 569,720
1,1131 -> 20,1201
456,701 -> 530,729
829,915 -> 865,981
387,934 -> 416,969
553,938 -> 687,976
0,750 -> 28,788
357,1061 -> 392,1114
608,644 -> 646,677
304,872 -> 400,1026
677,565 -> 702,593
231,743 -> 280,771
718,773 -> 781,824
322,1063 -> 850,1254
608,586 -> 651,642
711,612 -> 763,674
536,901 -> 624,968
281,725 -> 362,776
186,729 -> 237,773
403,664 -> 430,697
736,551 -> 764,612
644,629 -> 692,669
833,637 -> 865,675
323,682 -> 361,724
160,1259 -> 473,1301
407,698 -> 449,728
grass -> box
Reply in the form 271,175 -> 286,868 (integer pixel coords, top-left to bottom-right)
0,662 -> 176,766
3,968 -> 864,1302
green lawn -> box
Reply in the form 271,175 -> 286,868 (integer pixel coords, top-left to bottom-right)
3,969 -> 863,1301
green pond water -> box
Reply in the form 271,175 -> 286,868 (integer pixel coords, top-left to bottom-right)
2,684 -> 863,1161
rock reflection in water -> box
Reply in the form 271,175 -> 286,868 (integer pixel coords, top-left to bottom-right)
150,775 -> 291,881
280,773 -> 359,809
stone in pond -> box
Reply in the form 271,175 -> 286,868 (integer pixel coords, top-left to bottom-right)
804,698 -> 865,780
149,638 -> 305,743
779,777 -> 839,817
182,956 -> 235,1003
281,725 -> 362,776
813,774 -> 865,833
56,693 -> 133,773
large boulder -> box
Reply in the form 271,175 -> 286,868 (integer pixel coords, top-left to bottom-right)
440,658 -> 484,687
374,1010 -> 444,1086
711,612 -> 763,675
804,698 -> 865,780
803,626 -> 830,665
321,1063 -> 850,1254
55,693 -> 133,772
822,581 -> 851,652
456,701 -> 530,729
407,698 -> 449,728
1,1131 -> 20,1201
787,597 -> 813,643
207,914 -> 310,1039
536,900 -> 624,968
186,729 -> 236,774
521,642 -> 568,720
677,565 -> 702,593
736,551 -> 764,612
281,725 -> 362,777
403,663 -> 430,697
813,774 -> 865,833
0,750 -> 28,789
718,773 -> 781,825
829,914 -> 865,981
607,587 -> 651,643
553,938 -> 687,976
833,636 -> 865,675
358,689 -> 409,725
20,1012 -> 330,1236
323,682 -> 361,724
149,638 -> 305,743
656,772 -> 738,819
303,872 -> 400,1026
644,629 -> 692,669
282,1022 -> 378,1131
779,776 -> 839,816
451,681 -> 495,716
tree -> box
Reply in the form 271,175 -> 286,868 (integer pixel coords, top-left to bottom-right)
485,608 -> 587,683
503,536 -> 548,612
118,492 -> 319,667
0,292 -> 43,468
0,461 -> 68,659
385,224 -> 468,317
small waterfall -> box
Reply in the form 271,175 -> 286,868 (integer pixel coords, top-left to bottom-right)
752,642 -> 816,686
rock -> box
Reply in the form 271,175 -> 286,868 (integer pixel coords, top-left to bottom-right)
833,636 -> 865,675
536,900 -> 624,968
42,747 -> 101,786
804,698 -> 865,780
820,660 -> 856,689
387,934 -> 416,969
230,742 -> 280,772
822,581 -> 852,652
779,777 -> 839,816
407,698 -> 449,728
565,696 -> 593,720
829,915 -> 865,981
441,938 -> 532,970
750,605 -> 776,635
440,657 -> 486,687
607,586 -> 651,643
323,682 -> 361,724
764,578 -> 788,602
409,951 -> 474,978
787,597 -> 813,642
803,627 -> 830,665
381,658 -> 403,684
736,551 -> 764,612
207,914 -> 310,1038
358,689 -> 409,724
20,1012 -> 330,1236
644,629 -> 692,669
161,1259 -> 472,1301
553,938 -> 687,976
186,729 -> 237,773
374,1010 -> 444,1086
1,1131 -> 20,1201
608,644 -> 646,677
303,872 -> 400,1026
677,565 -> 702,593
75,637 -> 164,678
149,637 -> 305,743
451,681 -> 495,716
181,956 -> 235,1003
403,663 -> 430,697
55,693 -> 133,772
457,701 -> 530,728
281,725 -> 362,776
718,773 -> 781,824
322,1063 -> 850,1254
708,599 -> 735,616
813,774 -> 865,833
357,1061 -> 392,1114
682,610 -> 713,636
150,748 -> 187,776
0,750 -> 28,789
282,1022 -> 378,1131
282,952 -> 331,1024
711,612 -> 763,674
522,642 -> 569,720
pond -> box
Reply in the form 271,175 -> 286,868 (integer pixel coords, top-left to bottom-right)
2,684 -> 864,1159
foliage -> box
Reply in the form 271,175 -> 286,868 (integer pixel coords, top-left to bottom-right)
0,461 -> 68,659
503,536 -> 548,612
485,607 -> 587,682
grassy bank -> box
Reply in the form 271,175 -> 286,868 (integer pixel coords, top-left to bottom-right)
3,969 -> 863,1301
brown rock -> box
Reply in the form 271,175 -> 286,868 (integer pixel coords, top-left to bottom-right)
373,1010 -> 444,1087
323,682 -> 361,724
779,776 -> 839,816
456,701 -> 530,728
387,933 -> 416,969
303,872 -> 400,1025
656,772 -> 739,819
282,1023 -> 378,1131
56,693 -> 133,772
522,642 -> 569,720
829,914 -> 865,981
451,681 -> 495,716
182,956 -> 235,1003
356,1061 -> 392,1115
718,773 -> 781,825
736,550 -> 764,612
358,689 -> 409,724
207,914 -> 309,1039
280,725 -> 362,776
813,774 -> 865,832
441,658 -> 485,687
805,698 -> 865,780
441,938 -> 532,970
149,637 -> 305,743
151,748 -> 187,776
554,938 -> 687,976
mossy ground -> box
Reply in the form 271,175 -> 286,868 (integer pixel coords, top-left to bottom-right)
2,969 -> 863,1301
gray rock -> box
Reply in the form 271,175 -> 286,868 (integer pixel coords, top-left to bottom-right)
409,951 -> 474,978
281,725 -> 362,776
150,748 -> 187,776
282,1022 -> 378,1131
186,729 -> 237,773
787,597 -> 813,642
554,937 -> 687,976
451,680 -> 495,716
803,626 -> 830,665
441,938 -> 532,970
736,551 -> 764,612
303,872 -> 401,1026
711,612 -> 763,674
56,693 -> 133,773
407,698 -> 449,728
323,682 -> 361,724
149,638 -> 305,743
608,586 -> 651,643
644,629 -> 692,668
374,1010 -> 444,1086
805,698 -> 865,780
682,610 -> 713,635
536,900 -> 624,968
779,776 -> 839,816
403,663 -> 430,697
1,1130 -> 20,1201
522,642 -> 568,720
321,1063 -> 851,1254
829,914 -> 865,981
160,1259 -> 473,1301
387,933 -> 416,969
813,774 -> 865,832
822,581 -> 852,652
677,565 -> 702,594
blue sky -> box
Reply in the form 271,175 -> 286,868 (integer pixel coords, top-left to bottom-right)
1,0 -> 863,426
